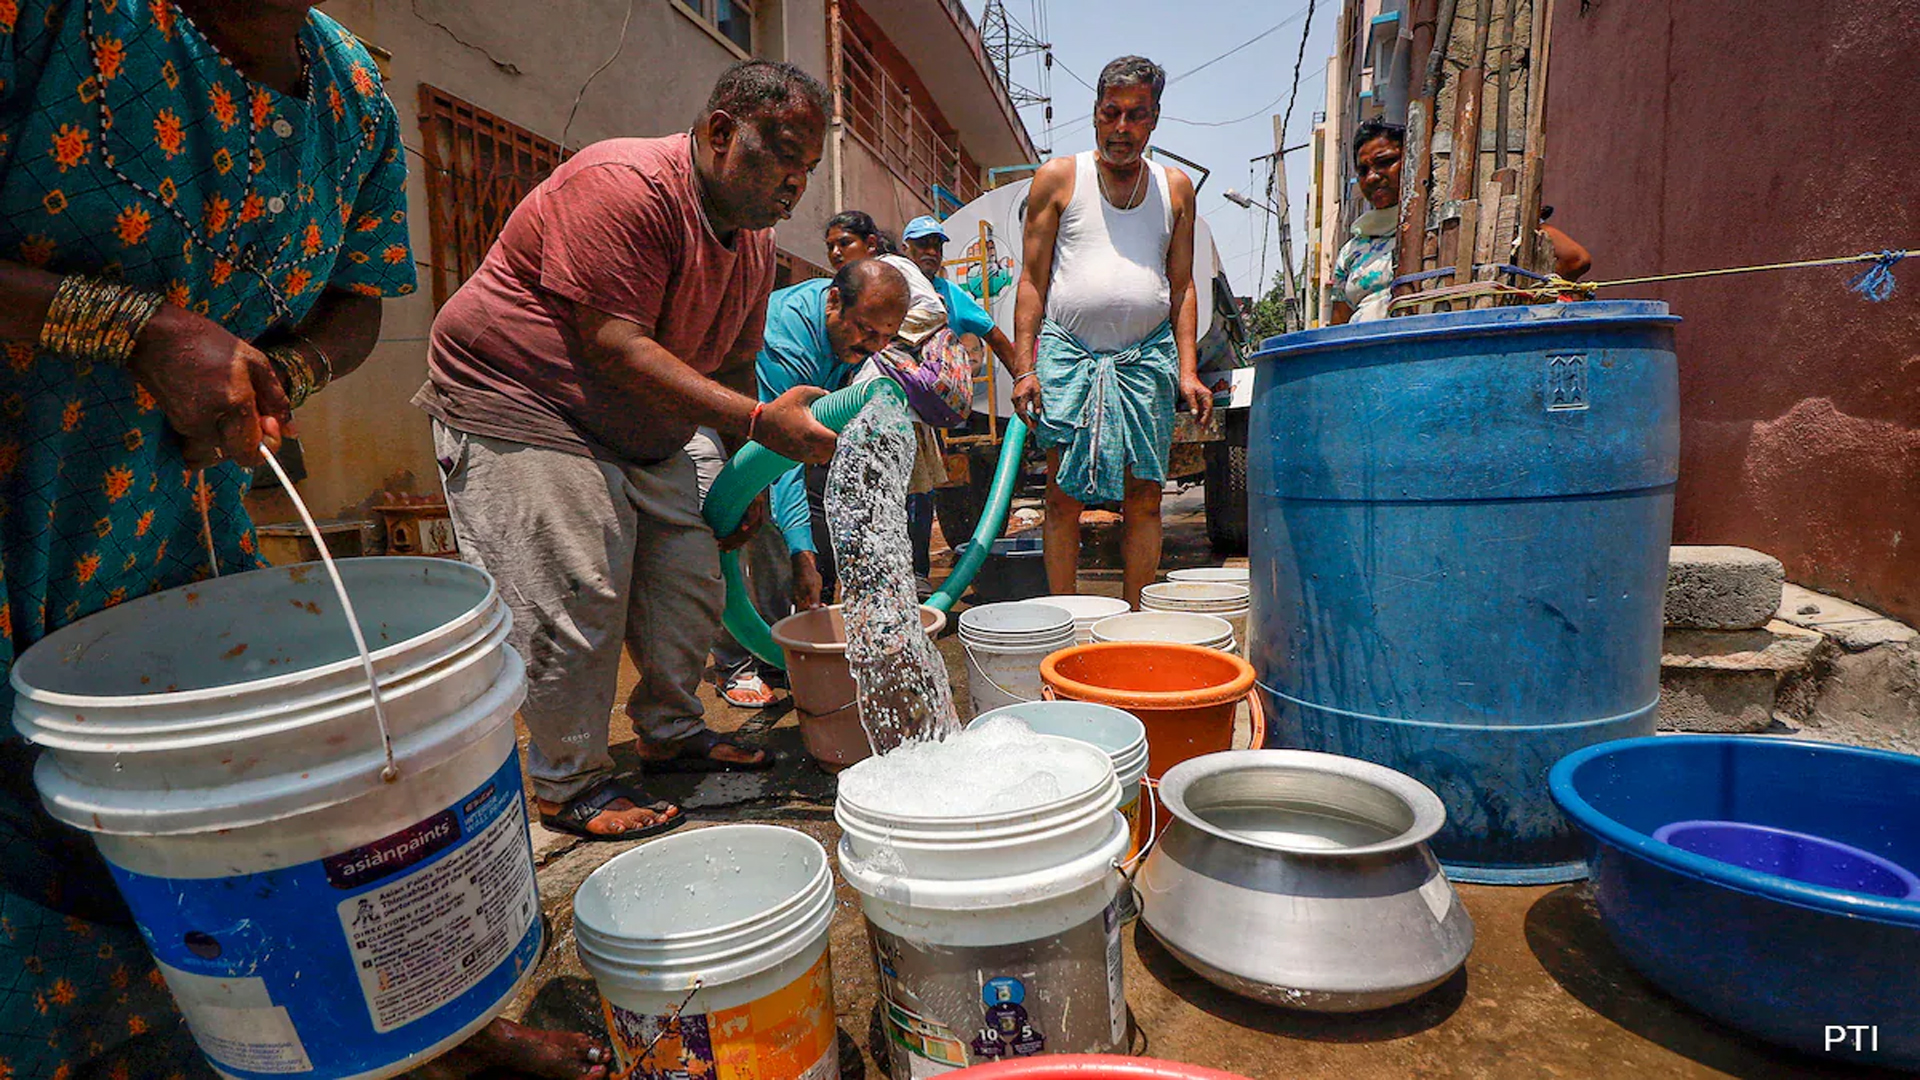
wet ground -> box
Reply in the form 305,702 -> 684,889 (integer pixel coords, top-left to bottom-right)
504,487 -> 1901,1079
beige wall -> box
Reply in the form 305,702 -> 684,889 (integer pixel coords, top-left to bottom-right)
301,0 -> 830,518
839,138 -> 936,240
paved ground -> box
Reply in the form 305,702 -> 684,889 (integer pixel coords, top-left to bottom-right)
502,487 -> 1902,1079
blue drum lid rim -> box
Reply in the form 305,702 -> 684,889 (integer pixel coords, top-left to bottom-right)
1549,734 -> 1920,926
1254,300 -> 1681,360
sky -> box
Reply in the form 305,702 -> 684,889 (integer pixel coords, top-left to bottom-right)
961,0 -> 1340,300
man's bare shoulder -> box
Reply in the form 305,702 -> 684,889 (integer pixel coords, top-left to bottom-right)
1162,165 -> 1197,206
1030,156 -> 1077,202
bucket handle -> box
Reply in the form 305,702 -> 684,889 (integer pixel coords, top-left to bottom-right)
1241,688 -> 1267,750
259,444 -> 399,782
962,641 -> 1061,708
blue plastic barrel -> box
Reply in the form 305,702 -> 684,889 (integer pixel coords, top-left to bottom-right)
1248,301 -> 1680,883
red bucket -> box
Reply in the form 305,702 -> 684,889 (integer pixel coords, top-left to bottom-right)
952,1056 -> 1252,1078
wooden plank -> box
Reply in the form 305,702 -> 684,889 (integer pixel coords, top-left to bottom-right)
1515,0 -> 1556,273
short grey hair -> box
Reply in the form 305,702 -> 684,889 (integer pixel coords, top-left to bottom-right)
706,60 -> 830,123
1096,56 -> 1166,108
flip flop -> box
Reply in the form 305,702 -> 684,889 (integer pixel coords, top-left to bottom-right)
642,728 -> 775,774
537,777 -> 685,841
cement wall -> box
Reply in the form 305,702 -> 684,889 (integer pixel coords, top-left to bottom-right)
1544,0 -> 1920,625
303,0 -> 832,518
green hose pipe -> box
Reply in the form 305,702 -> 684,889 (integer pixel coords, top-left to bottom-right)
923,415 -> 1028,614
702,379 -> 908,669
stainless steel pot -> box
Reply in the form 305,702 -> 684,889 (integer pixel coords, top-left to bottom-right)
1138,750 -> 1474,1012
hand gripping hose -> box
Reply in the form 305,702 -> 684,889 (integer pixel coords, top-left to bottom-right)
701,380 -> 1028,669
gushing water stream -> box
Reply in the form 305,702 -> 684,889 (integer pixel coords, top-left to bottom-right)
824,392 -> 960,753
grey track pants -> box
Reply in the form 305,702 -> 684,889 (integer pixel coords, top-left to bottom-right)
434,420 -> 712,802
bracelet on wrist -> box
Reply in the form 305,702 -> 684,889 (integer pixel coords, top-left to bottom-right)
747,401 -> 767,443
266,345 -> 318,409
1013,370 -> 1039,387
38,275 -> 164,367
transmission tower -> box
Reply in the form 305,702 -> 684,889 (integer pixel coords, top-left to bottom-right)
981,0 -> 1053,147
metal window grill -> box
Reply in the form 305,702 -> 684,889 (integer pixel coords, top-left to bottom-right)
416,85 -> 568,308
837,18 -> 984,207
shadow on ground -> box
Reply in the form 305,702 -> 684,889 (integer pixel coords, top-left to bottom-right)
1523,883 -> 1903,1079
1131,921 -> 1467,1047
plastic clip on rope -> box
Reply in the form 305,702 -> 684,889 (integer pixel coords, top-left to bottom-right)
701,380 -> 1028,669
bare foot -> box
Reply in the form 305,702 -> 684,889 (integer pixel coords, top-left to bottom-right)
407,1017 -> 609,1079
534,795 -> 681,838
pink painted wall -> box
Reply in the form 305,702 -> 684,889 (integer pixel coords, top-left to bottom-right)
1545,0 -> 1920,624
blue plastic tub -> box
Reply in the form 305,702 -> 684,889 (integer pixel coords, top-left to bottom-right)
1250,301 -> 1680,882
1551,735 -> 1920,1070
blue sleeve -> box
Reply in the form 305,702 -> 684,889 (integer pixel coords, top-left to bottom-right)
942,283 -> 999,339
755,311 -> 820,556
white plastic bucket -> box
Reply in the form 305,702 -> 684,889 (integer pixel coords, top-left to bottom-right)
969,702 -> 1151,862
1167,567 -> 1252,585
1035,594 -> 1131,643
836,735 -> 1128,1073
1140,582 -> 1251,654
573,824 -> 838,1077
959,602 -> 1077,716
1091,611 -> 1237,653
10,559 -> 538,1080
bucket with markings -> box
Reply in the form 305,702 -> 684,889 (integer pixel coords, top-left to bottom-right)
10,558 -> 538,1080
573,824 -> 839,1078
836,726 -> 1128,1073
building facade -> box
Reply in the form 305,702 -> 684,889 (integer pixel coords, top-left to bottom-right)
289,0 -> 1035,518
1545,0 -> 1920,623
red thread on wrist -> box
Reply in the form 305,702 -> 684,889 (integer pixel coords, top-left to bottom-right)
748,401 -> 766,443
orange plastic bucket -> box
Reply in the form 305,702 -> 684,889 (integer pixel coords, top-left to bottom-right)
1040,643 -> 1261,836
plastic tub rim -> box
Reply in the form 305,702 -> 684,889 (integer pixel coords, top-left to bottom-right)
1041,642 -> 1256,708
1650,818 -> 1920,900
9,557 -> 499,710
1253,298 -> 1681,359
769,604 -> 948,657
1549,735 -> 1920,926
573,824 -> 833,947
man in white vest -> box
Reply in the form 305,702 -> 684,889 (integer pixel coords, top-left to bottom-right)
1009,55 -> 1213,609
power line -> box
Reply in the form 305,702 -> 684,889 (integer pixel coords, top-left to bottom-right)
1167,3 -> 1315,86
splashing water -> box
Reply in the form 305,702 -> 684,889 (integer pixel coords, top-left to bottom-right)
825,391 -> 960,753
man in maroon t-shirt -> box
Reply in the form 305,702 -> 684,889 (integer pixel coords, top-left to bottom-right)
414,61 -> 836,840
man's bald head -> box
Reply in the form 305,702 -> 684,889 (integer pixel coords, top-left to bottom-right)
823,259 -> 908,364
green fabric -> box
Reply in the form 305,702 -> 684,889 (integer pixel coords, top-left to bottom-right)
1032,318 -> 1177,503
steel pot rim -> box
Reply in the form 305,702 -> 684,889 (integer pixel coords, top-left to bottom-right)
1157,749 -> 1447,857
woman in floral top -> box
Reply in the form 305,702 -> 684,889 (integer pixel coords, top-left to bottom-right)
0,2 -> 605,1076
1329,117 -> 1405,325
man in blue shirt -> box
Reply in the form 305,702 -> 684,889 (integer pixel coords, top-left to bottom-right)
694,258 -> 907,705
901,215 -> 1021,383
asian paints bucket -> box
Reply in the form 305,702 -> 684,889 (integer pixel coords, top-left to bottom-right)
959,602 -> 1077,716
572,824 -> 839,1077
970,702 -> 1153,863
836,736 -> 1129,1073
10,559 -> 538,1080
1040,643 -> 1261,837
1036,595 -> 1132,643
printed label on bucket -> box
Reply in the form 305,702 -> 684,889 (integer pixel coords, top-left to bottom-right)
111,751 -> 542,1080
602,949 -> 837,1080
869,900 -> 1124,1074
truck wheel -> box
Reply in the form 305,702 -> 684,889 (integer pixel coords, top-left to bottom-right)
1204,410 -> 1249,555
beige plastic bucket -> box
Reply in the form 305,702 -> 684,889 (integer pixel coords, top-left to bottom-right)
770,604 -> 947,770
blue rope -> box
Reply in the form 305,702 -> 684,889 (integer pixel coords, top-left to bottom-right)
1846,250 -> 1906,302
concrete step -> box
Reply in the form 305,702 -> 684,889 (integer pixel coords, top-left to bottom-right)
1664,545 -> 1784,630
1658,620 -> 1825,733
